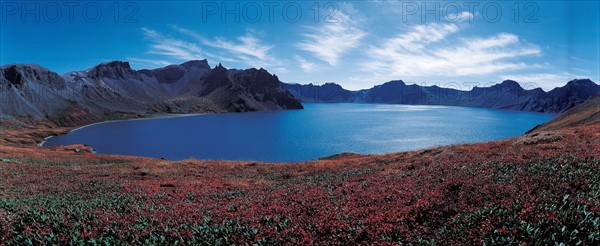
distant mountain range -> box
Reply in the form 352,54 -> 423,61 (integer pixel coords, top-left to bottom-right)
0,60 -> 302,126
2,59 -> 599,128
283,79 -> 600,113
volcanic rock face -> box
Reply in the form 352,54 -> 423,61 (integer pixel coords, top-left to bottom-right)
189,65 -> 303,112
0,64 -> 71,118
0,60 -> 303,126
282,82 -> 358,103
533,93 -> 600,131
283,79 -> 600,113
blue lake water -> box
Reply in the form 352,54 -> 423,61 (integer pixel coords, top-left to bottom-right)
43,103 -> 554,162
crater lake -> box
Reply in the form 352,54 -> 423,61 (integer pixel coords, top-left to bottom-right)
43,103 -> 554,162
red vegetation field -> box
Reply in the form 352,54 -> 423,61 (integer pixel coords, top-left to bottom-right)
1,123 -> 600,245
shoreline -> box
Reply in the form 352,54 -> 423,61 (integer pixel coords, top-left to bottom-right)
69,112 -> 210,133
39,112 -> 210,148
36,104 -> 556,162
37,135 -> 54,147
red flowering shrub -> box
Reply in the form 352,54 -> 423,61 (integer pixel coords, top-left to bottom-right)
1,123 -> 599,244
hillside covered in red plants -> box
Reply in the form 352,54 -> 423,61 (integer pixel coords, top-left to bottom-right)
1,100 -> 600,244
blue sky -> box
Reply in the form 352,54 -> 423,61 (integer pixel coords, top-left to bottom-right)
1,0 -> 599,91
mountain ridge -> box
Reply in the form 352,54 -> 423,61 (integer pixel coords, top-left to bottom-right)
282,79 -> 600,113
3,59 -> 599,129
0,60 -> 303,127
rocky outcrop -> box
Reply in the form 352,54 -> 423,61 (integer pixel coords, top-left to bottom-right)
283,79 -> 600,113
282,82 -> 358,103
0,64 -> 73,118
0,60 -> 303,126
533,93 -> 600,131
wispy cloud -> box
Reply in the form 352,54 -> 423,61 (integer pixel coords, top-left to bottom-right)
126,57 -> 172,68
363,23 -> 541,80
445,11 -> 474,22
295,55 -> 318,72
297,3 -> 366,66
141,27 -> 208,62
172,26 -> 276,68
137,27 -> 279,69
213,34 -> 273,62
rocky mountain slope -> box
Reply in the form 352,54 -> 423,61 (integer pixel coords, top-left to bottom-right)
283,79 -> 600,113
282,82 -> 359,103
533,93 -> 600,131
0,60 -> 303,126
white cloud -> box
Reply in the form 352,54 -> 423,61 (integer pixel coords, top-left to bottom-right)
136,26 -> 285,71
126,57 -> 172,68
141,27 -> 207,61
272,67 -> 288,74
172,26 -> 276,68
445,11 -> 474,22
215,35 -> 273,61
363,23 -> 541,80
295,55 -> 318,72
296,3 -> 366,66
375,23 -> 459,52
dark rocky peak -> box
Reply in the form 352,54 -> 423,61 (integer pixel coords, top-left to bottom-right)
385,80 -> 406,86
257,67 -> 279,80
181,59 -> 210,70
242,67 -> 259,73
257,67 -> 277,78
200,63 -> 231,96
551,79 -> 599,92
263,70 -> 279,85
0,64 -> 66,89
86,61 -> 139,80
257,67 -> 272,75
322,82 -> 343,88
1,65 -> 26,86
140,60 -> 212,84
209,63 -> 229,77
149,65 -> 187,84
548,78 -> 600,99
312,82 -> 346,92
233,67 -> 280,87
530,87 -> 545,94
565,79 -> 598,88
499,80 -> 522,89
491,80 -> 524,94
208,63 -> 229,77
376,80 -> 406,89
102,61 -> 132,70
214,63 -> 226,70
